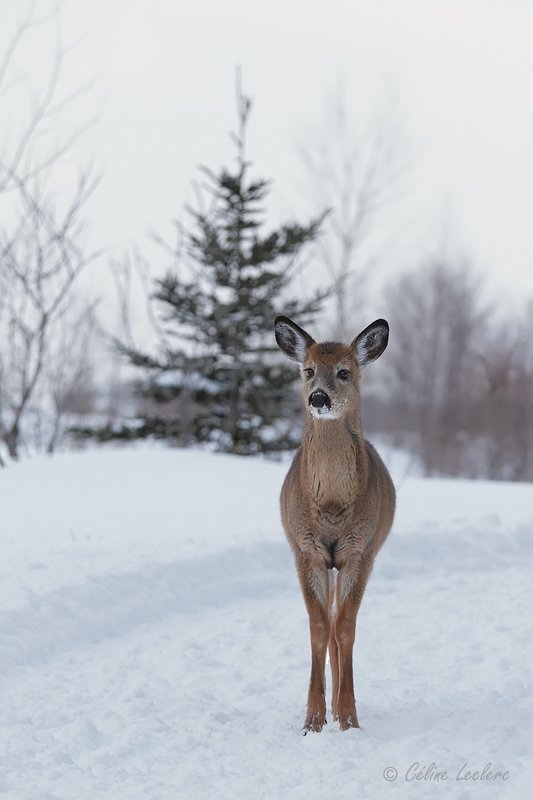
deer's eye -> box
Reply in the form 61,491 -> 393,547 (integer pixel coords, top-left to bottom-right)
304,368 -> 315,379
337,369 -> 349,380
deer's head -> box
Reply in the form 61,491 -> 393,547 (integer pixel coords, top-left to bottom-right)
274,316 -> 389,420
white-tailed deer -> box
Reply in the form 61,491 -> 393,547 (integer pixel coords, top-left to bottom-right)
274,315 -> 395,732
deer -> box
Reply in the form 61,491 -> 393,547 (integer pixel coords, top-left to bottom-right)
274,315 -> 396,733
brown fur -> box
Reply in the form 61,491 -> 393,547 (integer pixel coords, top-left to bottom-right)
277,328 -> 395,732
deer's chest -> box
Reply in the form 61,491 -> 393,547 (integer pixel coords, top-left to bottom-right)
307,442 -> 358,514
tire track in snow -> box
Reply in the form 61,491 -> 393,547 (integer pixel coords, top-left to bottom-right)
376,521 -> 533,579
1,520 -> 531,674
0,542 -> 296,673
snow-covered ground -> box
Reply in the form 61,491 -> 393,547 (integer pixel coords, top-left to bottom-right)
1,444 -> 532,798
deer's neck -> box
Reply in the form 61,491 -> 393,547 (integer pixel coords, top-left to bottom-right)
302,412 -> 368,513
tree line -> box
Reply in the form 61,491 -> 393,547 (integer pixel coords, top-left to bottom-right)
377,259 -> 533,481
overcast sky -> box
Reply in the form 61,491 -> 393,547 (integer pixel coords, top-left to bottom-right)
3,0 -> 533,319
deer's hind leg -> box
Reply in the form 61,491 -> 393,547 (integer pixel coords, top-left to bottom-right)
296,555 -> 331,733
328,568 -> 340,720
332,550 -> 376,730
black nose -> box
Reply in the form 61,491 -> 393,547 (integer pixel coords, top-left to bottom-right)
309,390 -> 331,410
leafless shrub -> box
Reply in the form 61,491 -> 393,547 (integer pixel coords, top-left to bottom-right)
382,258 -> 533,480
475,308 -> 533,480
0,175 -> 101,458
0,2 -> 102,462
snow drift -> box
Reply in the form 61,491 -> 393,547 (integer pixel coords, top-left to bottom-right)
1,446 -> 532,798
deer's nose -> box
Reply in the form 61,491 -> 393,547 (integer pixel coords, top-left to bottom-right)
309,390 -> 331,410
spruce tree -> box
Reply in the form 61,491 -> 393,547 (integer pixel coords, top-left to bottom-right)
116,92 -> 327,454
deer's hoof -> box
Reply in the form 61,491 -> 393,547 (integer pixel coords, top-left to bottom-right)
338,712 -> 360,731
303,713 -> 326,733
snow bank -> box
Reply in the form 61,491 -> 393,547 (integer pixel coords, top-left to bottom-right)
1,445 -> 532,798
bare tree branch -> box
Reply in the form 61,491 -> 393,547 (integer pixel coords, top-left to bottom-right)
302,88 -> 413,338
0,1 -> 102,459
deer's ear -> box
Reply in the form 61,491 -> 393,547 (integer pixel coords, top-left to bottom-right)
274,316 -> 315,363
352,319 -> 389,367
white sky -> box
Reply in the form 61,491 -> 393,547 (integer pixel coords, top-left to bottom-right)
2,0 -> 533,321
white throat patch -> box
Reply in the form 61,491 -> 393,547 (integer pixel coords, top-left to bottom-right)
310,406 -> 342,420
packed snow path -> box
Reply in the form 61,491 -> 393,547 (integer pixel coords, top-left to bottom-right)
1,448 -> 532,798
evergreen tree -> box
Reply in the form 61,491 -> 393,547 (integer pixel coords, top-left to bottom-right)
114,93 -> 327,454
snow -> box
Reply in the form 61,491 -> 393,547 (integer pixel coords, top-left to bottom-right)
1,444 -> 532,798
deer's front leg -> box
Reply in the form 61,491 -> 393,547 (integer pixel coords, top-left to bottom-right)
296,554 -> 330,733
